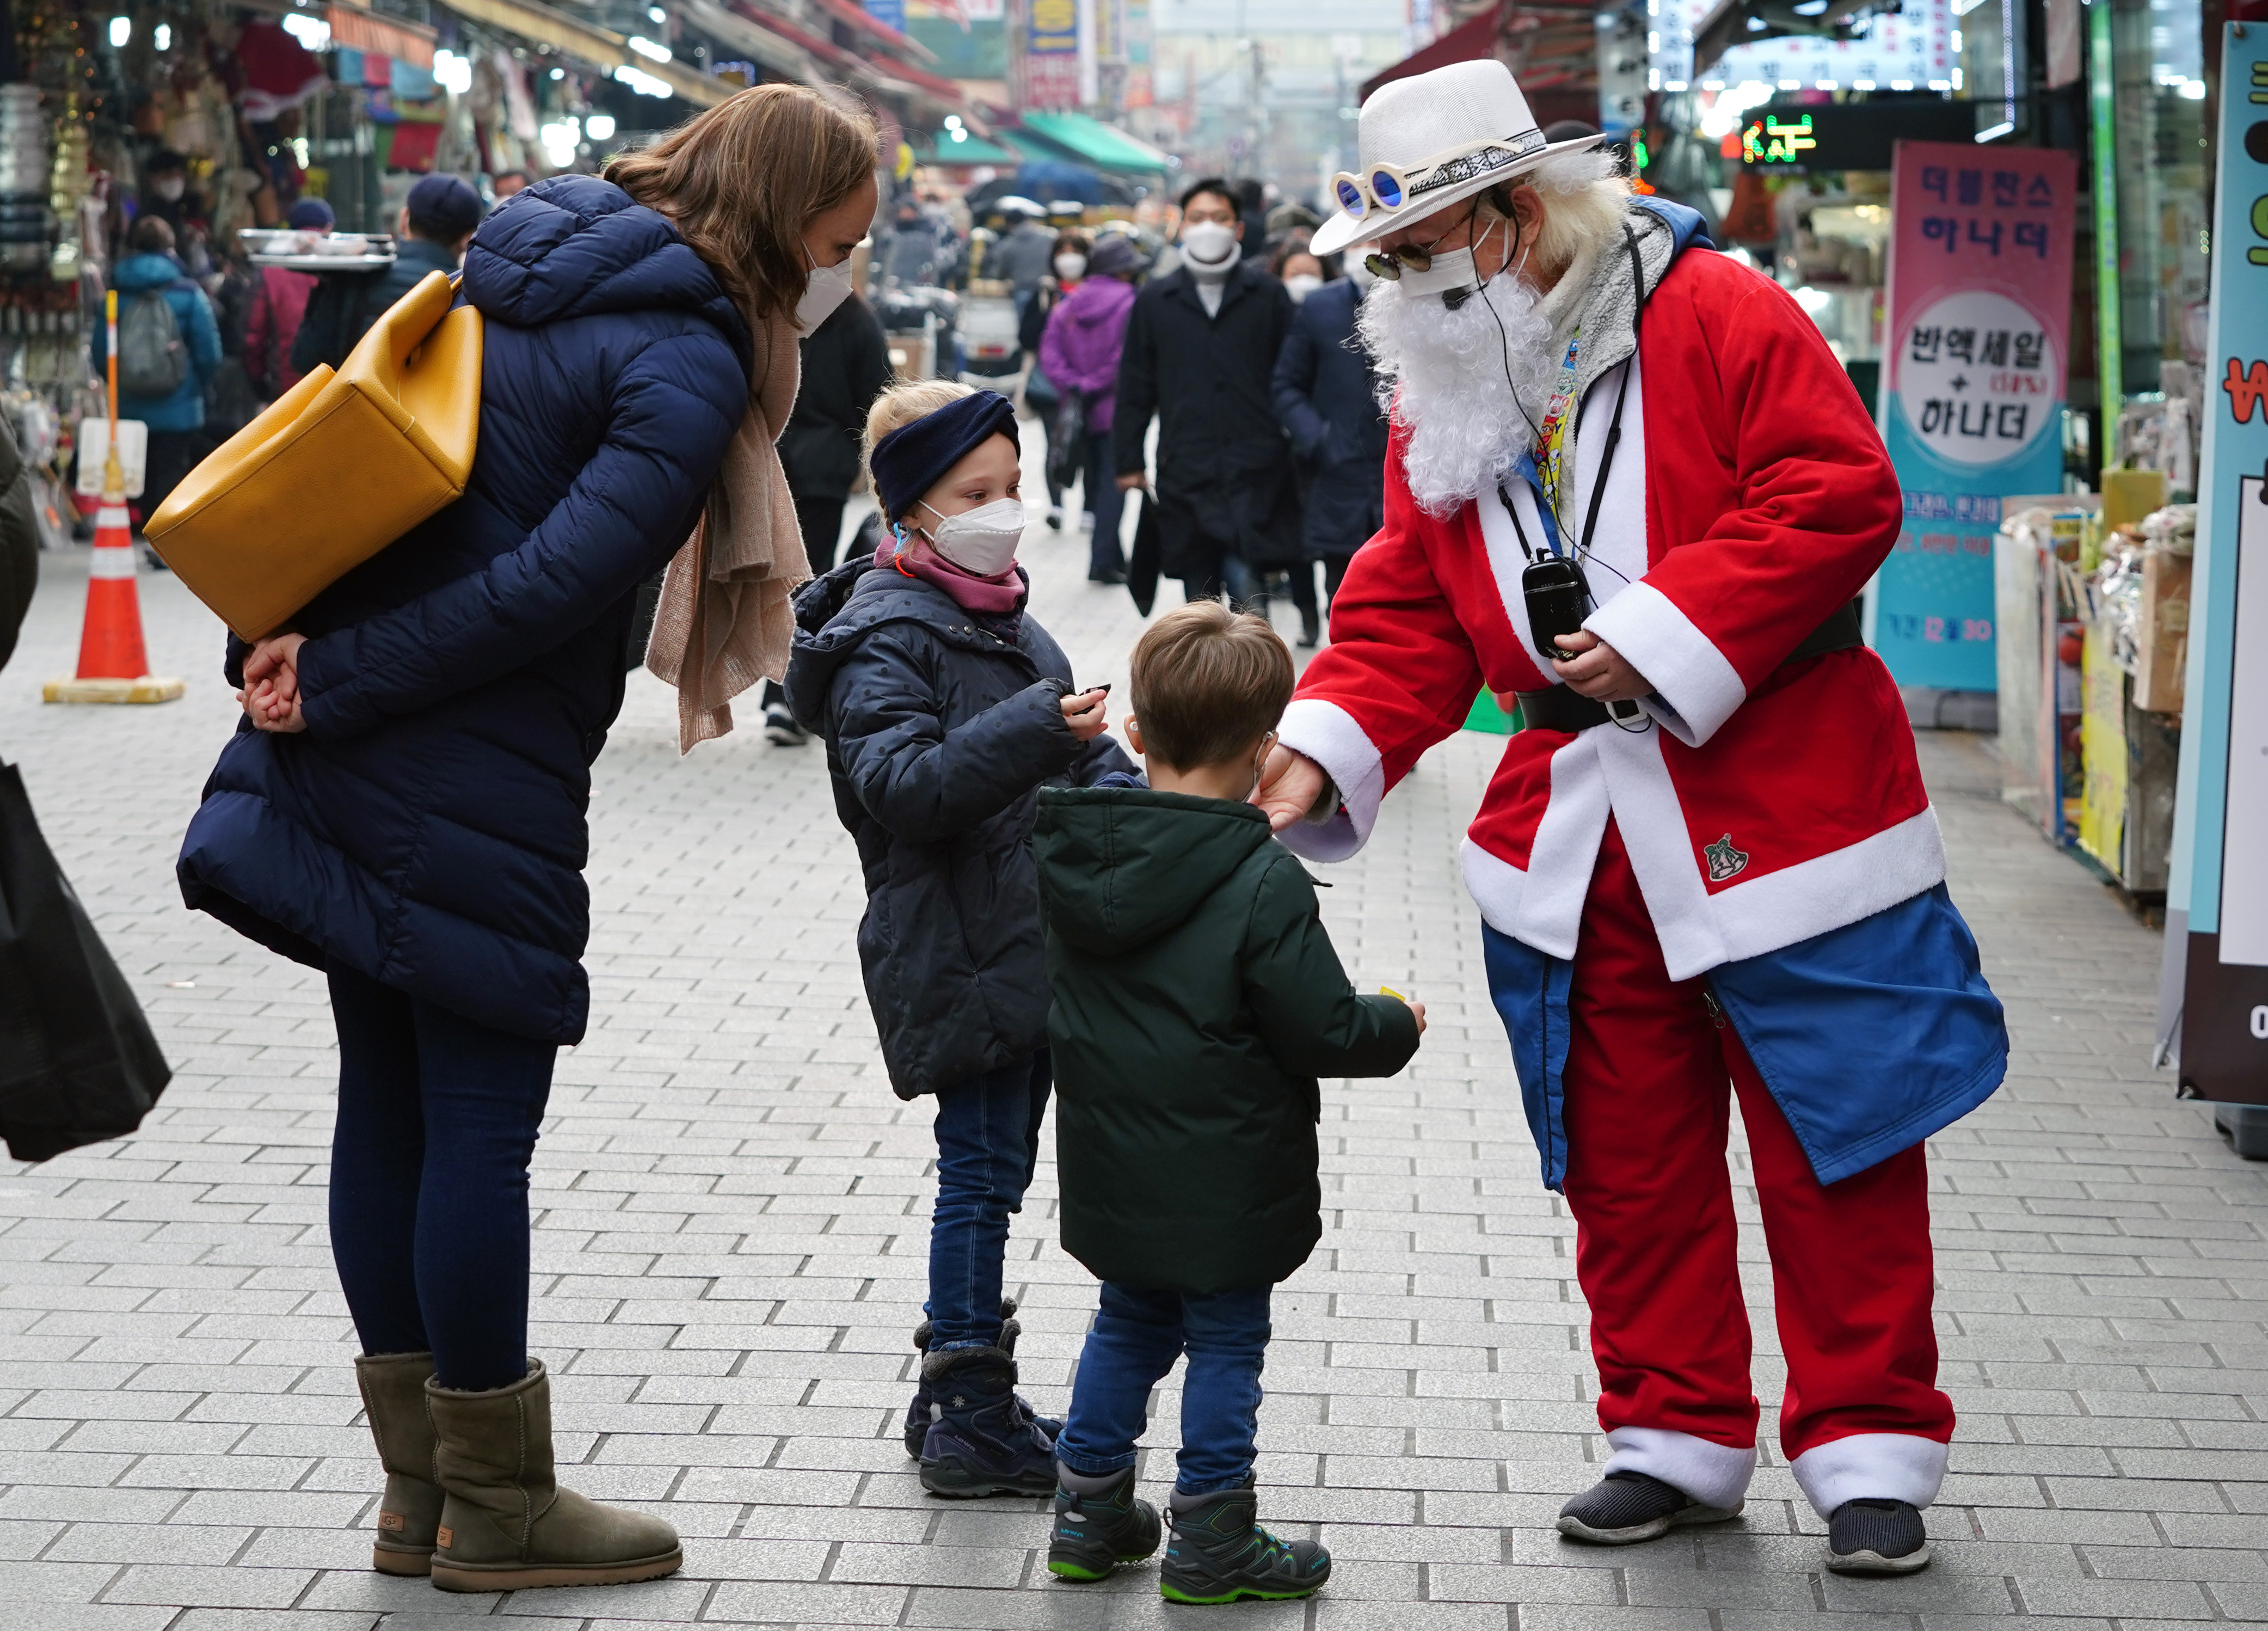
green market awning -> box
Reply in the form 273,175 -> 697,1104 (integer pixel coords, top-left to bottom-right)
918,129 -> 1023,166
1010,112 -> 1170,174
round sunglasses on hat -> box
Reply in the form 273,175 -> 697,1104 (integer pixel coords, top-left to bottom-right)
1329,136 -> 1540,226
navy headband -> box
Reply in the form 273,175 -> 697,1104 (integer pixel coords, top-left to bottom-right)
870,389 -> 1020,522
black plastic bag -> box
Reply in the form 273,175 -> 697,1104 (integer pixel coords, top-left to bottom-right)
0,763 -> 170,1163
1127,489 -> 1161,617
1047,390 -> 1085,495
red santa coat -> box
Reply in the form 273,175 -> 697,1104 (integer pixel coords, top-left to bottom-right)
1279,246 -> 1942,979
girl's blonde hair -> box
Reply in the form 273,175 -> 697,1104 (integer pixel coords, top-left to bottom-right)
605,84 -> 876,321
863,379 -> 975,518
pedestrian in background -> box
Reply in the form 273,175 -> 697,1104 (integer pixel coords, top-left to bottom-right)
244,197 -> 334,400
1018,227 -> 1086,531
1113,176 -> 1302,606
291,174 -> 482,378
763,287 -> 893,746
93,214 -> 222,524
784,382 -> 1132,1501
1032,600 -> 1422,1603
179,85 -> 881,1594
1272,265 -> 1387,644
1040,231 -> 1141,584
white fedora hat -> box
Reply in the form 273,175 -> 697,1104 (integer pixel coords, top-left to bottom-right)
1311,59 -> 1606,258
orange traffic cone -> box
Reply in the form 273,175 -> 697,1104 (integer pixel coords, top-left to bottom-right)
44,439 -> 183,704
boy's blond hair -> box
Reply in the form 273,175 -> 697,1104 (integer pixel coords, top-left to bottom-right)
863,379 -> 975,518
1129,600 -> 1295,771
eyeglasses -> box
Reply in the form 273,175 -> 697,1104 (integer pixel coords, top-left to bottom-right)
1329,135 -> 1539,228
1361,205 -> 1481,282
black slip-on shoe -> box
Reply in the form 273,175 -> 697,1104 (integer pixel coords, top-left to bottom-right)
1556,1470 -> 1743,1544
763,705 -> 807,746
1824,1498 -> 1931,1574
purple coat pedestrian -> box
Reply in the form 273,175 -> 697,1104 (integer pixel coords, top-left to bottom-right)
1039,275 -> 1138,432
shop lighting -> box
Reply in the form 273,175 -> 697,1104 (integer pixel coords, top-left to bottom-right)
1852,78 -> 1875,89
944,114 -> 964,130
1650,69 -> 1662,89
628,35 -> 672,63
2180,78 -> 2207,99
433,49 -> 473,93
1890,79 -> 1914,89
549,67 -> 564,78
1815,79 -> 1837,89
613,62 -> 672,96
1791,0 -> 1828,13
1778,78 -> 1799,89
280,11 -> 330,50
1792,286 -> 1834,315
950,127 -> 967,143
106,15 -> 129,46
1975,120 -> 2016,142
649,4 -> 666,15
1666,79 -> 1687,91
153,23 -> 170,49
539,119 -> 580,168
586,113 -> 617,139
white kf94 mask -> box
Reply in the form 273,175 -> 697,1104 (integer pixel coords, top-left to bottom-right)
919,497 -> 1024,575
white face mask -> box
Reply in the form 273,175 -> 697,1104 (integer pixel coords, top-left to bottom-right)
1393,216 -> 1519,304
918,496 -> 1024,575
155,176 -> 186,203
1284,273 -> 1324,303
1181,219 -> 1240,273
795,243 -> 857,336
1054,252 -> 1087,281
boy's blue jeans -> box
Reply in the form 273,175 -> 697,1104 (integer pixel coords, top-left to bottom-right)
1055,1282 -> 1274,1496
927,1051 -> 1052,1351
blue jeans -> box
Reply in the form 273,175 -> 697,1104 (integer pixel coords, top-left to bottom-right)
1055,1282 -> 1274,1495
325,965 -> 556,1391
1082,430 -> 1126,578
927,1051 -> 1052,1350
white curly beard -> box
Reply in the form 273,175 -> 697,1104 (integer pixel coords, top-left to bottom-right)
1356,271 -> 1558,518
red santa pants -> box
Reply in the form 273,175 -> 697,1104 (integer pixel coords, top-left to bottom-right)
1559,819 -> 1955,1513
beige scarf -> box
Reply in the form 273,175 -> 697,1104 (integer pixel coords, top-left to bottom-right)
645,306 -> 810,752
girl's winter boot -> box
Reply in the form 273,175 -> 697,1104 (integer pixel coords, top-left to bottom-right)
917,1344 -> 1060,1497
353,1351 -> 442,1576
1159,1480 -> 1331,1605
903,1297 -> 1062,1457
1047,1464 -> 1161,1581
423,1359 -> 683,1591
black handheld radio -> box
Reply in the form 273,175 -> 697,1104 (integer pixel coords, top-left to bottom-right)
1521,553 -> 1593,661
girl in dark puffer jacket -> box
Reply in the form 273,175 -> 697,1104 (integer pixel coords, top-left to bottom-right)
784,382 -> 1132,1499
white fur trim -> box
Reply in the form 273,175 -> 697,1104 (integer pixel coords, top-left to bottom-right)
1475,475 -> 1550,676
1584,580 -> 1747,749
1273,698 -> 1385,862
1710,806 -> 1948,965
1602,1426 -> 1757,1511
1510,731 -> 1608,956
1789,1432 -> 1949,1517
1458,837 -> 1528,941
1593,724 -> 1725,979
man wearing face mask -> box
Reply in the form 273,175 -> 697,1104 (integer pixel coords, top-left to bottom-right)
139,150 -> 204,242
1112,177 -> 1304,605
1250,61 -> 2007,1577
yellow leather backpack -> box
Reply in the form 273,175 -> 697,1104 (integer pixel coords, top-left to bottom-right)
146,271 -> 482,641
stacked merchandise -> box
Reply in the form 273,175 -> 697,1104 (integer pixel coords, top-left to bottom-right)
1995,501 -> 2095,842
0,85 -> 52,276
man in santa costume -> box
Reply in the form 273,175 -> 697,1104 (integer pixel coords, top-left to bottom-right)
1258,60 -> 2008,1574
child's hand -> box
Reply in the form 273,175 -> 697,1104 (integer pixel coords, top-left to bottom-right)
1060,688 -> 1109,743
1403,998 -> 1427,1035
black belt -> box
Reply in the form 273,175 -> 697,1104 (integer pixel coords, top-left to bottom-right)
1512,598 -> 1864,734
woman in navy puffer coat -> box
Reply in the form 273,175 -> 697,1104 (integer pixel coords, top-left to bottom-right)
175,87 -> 882,1592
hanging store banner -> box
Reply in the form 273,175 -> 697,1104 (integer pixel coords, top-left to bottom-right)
1020,0 -> 1080,109
1872,139 -> 2076,691
2158,21 -> 2268,1099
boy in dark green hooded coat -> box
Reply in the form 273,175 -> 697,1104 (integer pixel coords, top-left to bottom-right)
1032,600 -> 1423,1605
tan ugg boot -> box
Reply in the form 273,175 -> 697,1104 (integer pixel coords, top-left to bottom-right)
354,1351 -> 445,1576
423,1358 -> 681,1592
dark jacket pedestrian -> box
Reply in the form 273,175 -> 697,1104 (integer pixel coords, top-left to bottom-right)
1040,240 -> 1141,581
776,293 -> 893,573
94,219 -> 224,519
1271,277 -> 1388,575
289,175 -> 483,378
1036,786 -> 1420,1291
784,554 -> 1130,1100
1112,260 -> 1304,588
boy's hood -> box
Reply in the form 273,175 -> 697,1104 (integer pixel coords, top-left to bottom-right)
113,253 -> 187,291
1035,787 -> 1276,955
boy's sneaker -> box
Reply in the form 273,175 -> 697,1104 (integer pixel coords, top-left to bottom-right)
1159,1480 -> 1330,1605
1823,1499 -> 1930,1575
1047,1466 -> 1160,1581
917,1345 -> 1058,1498
902,1298 -> 1061,1458
1556,1471 -> 1742,1544
763,703 -> 807,746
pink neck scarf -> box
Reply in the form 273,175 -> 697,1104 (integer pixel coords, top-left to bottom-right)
875,534 -> 1026,616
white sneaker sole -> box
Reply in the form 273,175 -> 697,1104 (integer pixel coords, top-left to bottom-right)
1557,1499 -> 1743,1545
1824,1540 -> 1932,1575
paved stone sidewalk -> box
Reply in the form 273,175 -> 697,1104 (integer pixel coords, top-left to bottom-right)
2,474 -> 2263,1631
